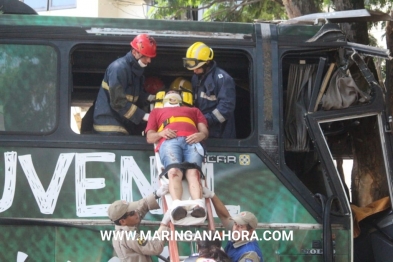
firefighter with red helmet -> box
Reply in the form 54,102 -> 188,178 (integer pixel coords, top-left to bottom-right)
93,34 -> 157,135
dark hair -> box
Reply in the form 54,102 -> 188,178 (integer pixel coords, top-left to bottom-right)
201,62 -> 210,71
197,239 -> 221,250
198,246 -> 231,262
113,212 -> 128,226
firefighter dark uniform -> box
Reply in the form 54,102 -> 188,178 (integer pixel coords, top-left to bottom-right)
184,42 -> 236,139
93,52 -> 148,135
191,60 -> 236,138
93,34 -> 156,135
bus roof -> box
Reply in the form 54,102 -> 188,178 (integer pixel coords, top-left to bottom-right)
0,14 -> 254,38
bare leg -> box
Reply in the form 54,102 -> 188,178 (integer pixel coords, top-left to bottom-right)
168,168 -> 188,220
186,169 -> 205,218
168,167 -> 183,200
185,169 -> 202,200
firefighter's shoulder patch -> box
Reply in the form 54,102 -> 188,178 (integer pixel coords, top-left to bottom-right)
137,236 -> 147,246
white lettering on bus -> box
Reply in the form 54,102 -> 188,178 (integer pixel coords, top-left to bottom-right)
0,152 -> 17,212
75,153 -> 113,217
0,151 -> 240,217
19,153 -> 74,214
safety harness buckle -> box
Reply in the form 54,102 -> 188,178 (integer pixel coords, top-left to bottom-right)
162,116 -> 174,128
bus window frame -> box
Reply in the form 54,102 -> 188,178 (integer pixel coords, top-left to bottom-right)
305,80 -> 392,213
69,42 -> 256,148
0,41 -> 60,136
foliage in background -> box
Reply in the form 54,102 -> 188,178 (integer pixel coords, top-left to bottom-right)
147,0 -> 286,22
325,0 -> 392,47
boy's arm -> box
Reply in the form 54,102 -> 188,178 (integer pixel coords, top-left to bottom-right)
146,129 -> 178,144
146,130 -> 162,144
197,123 -> 209,140
185,123 -> 208,144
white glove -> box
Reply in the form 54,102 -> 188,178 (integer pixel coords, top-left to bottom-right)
143,113 -> 149,121
155,184 -> 169,198
147,94 -> 156,102
161,210 -> 171,226
202,187 -> 215,198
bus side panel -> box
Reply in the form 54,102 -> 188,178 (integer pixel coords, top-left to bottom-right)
0,225 -> 114,261
0,148 -> 315,222
0,147 -> 352,261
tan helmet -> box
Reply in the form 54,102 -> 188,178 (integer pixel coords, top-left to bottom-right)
169,77 -> 192,92
183,42 -> 214,70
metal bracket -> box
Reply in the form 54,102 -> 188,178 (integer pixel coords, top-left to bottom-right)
385,115 -> 392,133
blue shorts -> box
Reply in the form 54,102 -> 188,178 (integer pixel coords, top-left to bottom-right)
159,137 -> 204,168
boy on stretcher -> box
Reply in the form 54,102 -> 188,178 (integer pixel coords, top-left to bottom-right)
145,78 -> 209,221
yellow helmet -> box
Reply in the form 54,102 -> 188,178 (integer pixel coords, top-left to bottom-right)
169,77 -> 192,92
183,42 -> 214,70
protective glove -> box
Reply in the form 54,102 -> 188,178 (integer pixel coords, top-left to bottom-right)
147,94 -> 156,102
202,187 -> 215,198
143,113 -> 150,121
155,184 -> 169,198
161,210 -> 171,226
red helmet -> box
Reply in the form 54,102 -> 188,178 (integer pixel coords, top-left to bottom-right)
130,34 -> 157,58
144,76 -> 164,95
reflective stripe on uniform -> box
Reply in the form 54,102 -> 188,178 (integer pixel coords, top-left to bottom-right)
157,116 -> 196,132
93,124 -> 129,134
102,81 -> 138,102
101,81 -> 111,91
212,108 -> 226,123
126,94 -> 138,102
199,91 -> 217,101
124,104 -> 138,119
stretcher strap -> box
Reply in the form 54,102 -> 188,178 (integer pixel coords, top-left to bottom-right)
157,116 -> 196,132
159,162 -> 205,180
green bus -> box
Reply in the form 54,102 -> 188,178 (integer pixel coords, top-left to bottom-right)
1,3 -> 393,262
